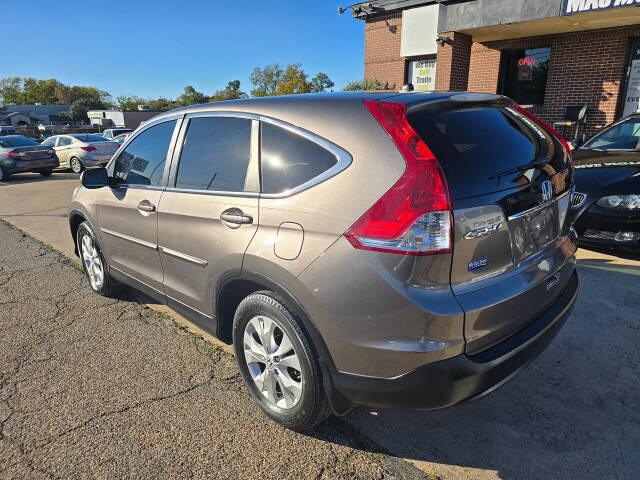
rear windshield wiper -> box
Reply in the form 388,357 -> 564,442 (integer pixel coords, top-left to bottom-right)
489,159 -> 549,180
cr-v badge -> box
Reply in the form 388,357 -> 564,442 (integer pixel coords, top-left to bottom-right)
464,222 -> 504,240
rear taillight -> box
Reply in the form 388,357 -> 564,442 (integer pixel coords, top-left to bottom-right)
7,151 -> 25,158
344,100 -> 452,255
81,146 -> 97,152
512,104 -> 574,165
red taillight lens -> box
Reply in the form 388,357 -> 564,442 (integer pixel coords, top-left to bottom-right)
7,151 -> 25,158
512,104 -> 573,165
81,146 -> 97,152
344,100 -> 452,255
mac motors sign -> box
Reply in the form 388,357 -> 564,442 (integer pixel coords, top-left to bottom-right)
563,0 -> 640,15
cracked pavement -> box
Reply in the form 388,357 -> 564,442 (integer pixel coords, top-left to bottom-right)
0,221 -> 424,480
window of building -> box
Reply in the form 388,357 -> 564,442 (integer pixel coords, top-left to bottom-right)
175,117 -> 252,192
113,120 -> 177,186
260,123 -> 338,194
407,57 -> 437,92
500,47 -> 551,106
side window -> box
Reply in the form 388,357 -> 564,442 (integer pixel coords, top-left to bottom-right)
41,137 -> 56,147
113,120 -> 177,186
260,123 -> 338,194
58,137 -> 72,147
175,117 -> 252,192
587,118 -> 640,151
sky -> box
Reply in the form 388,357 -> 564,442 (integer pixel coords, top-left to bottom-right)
3,1 -> 364,101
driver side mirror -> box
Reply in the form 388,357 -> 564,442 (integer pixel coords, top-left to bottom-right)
571,137 -> 584,149
80,167 -> 109,189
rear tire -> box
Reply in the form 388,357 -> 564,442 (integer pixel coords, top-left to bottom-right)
39,170 -> 53,177
233,291 -> 331,431
70,157 -> 84,174
0,167 -> 7,182
76,221 -> 121,296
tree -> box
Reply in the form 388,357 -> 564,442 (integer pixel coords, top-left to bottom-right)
117,95 -> 147,110
176,85 -> 208,106
60,97 -> 105,122
310,72 -> 334,93
209,80 -> 248,102
250,63 -> 334,97
0,77 -> 23,103
343,78 -> 391,91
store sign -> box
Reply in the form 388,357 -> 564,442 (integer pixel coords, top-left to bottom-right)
623,42 -> 640,117
563,0 -> 640,15
408,59 -> 436,92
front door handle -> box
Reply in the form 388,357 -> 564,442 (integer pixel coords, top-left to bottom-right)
220,208 -> 253,225
137,201 -> 156,213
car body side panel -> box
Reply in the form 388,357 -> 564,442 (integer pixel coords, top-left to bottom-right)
157,192 -> 259,317
288,236 -> 465,378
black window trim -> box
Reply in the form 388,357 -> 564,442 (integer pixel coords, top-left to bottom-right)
106,114 -> 184,190
165,111 -> 352,199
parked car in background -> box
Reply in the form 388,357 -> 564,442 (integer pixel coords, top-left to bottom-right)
102,128 -> 132,140
0,135 -> 59,181
570,115 -> 640,253
41,134 -> 119,173
112,132 -> 131,145
68,92 -> 578,431
0,126 -> 17,136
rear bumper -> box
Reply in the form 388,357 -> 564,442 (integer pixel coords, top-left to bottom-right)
329,269 -> 578,411
1,158 -> 59,173
78,153 -> 112,166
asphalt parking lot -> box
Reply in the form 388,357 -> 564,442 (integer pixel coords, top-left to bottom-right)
1,172 -> 639,479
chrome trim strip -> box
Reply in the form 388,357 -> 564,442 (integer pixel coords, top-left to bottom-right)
570,191 -> 587,209
163,187 -> 260,198
101,228 -> 157,250
507,189 -> 571,221
159,246 -> 208,266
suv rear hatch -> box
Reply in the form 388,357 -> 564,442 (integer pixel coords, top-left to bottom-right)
405,94 -> 574,354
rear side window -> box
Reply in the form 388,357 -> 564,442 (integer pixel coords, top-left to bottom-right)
407,107 -> 568,198
113,120 -> 177,186
260,123 -> 338,194
175,117 -> 252,192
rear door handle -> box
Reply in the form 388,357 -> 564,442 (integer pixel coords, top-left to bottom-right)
220,209 -> 253,225
137,201 -> 156,213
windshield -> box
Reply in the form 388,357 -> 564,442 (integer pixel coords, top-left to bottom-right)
584,117 -> 640,151
74,134 -> 110,142
0,136 -> 40,148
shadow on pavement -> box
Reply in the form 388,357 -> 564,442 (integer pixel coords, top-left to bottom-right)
305,257 -> 640,479
0,171 -> 78,184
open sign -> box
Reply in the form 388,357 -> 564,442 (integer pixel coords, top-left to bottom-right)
518,58 -> 536,66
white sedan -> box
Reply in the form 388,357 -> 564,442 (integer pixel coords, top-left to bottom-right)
41,134 -> 119,173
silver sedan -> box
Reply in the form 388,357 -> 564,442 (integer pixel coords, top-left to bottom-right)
41,134 -> 119,173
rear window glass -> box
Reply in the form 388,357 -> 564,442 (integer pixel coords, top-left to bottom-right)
74,134 -> 109,142
0,136 -> 40,148
176,117 -> 252,192
407,107 -> 568,198
260,123 -> 337,194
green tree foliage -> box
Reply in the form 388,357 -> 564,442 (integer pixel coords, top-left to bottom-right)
342,78 -> 391,91
250,63 -> 334,97
209,80 -> 248,102
310,72 -> 335,93
176,85 -> 208,106
0,77 -> 111,106
60,98 -> 105,121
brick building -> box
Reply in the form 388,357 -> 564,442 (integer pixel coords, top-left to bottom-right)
350,0 -> 640,139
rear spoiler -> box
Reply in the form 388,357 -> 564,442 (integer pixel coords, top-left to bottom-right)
405,94 -> 513,115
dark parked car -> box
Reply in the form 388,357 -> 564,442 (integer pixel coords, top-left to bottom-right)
571,115 -> 640,253
0,135 -> 59,181
68,92 -> 578,430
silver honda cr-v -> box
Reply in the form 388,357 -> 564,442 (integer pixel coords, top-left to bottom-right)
69,92 -> 579,430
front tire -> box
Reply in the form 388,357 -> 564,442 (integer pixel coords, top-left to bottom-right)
76,221 -> 121,296
233,291 -> 331,431
0,166 -> 8,182
70,157 -> 84,174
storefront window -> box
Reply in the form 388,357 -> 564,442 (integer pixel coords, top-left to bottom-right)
407,58 -> 437,91
500,47 -> 551,106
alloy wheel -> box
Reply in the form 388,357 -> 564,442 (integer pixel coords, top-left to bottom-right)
243,315 -> 303,409
81,234 -> 104,290
71,158 -> 82,173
